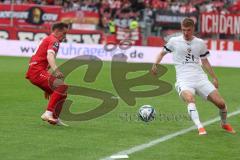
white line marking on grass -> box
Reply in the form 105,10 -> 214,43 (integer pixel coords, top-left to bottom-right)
100,109 -> 240,160
110,155 -> 129,159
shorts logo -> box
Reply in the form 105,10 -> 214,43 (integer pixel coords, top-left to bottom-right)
178,87 -> 181,92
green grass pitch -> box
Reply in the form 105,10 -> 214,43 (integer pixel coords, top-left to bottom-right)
0,56 -> 240,160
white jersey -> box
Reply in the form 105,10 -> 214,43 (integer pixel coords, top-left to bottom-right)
164,35 -> 210,83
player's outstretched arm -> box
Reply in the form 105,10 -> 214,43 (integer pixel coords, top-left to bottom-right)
151,50 -> 167,75
201,58 -> 218,88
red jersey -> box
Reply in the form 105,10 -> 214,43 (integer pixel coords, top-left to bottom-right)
26,34 -> 60,78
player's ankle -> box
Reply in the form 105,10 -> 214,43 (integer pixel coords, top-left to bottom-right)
221,121 -> 227,125
197,124 -> 203,129
45,110 -> 53,117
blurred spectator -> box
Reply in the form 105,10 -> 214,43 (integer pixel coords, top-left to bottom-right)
108,17 -> 116,34
170,3 -> 180,13
141,3 -> 153,38
129,17 -> 139,30
0,0 -> 238,43
152,0 -> 168,9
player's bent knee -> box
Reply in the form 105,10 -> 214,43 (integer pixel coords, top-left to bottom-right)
185,97 -> 195,103
55,84 -> 68,96
216,100 -> 226,109
182,94 -> 195,103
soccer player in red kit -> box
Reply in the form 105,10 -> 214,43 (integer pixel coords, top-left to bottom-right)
26,22 -> 69,126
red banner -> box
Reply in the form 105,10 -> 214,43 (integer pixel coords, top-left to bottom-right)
206,39 -> 240,51
0,26 -> 103,44
0,4 -> 61,28
201,12 -> 240,35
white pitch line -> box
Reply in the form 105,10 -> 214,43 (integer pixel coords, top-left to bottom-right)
100,109 -> 240,160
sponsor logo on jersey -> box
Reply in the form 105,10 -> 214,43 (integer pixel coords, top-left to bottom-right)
53,42 -> 59,49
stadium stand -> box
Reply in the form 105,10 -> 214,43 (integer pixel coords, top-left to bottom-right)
0,0 -> 239,46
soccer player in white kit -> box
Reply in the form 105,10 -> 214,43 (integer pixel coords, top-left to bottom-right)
151,18 -> 235,135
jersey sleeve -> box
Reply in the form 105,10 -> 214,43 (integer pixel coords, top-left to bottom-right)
199,41 -> 210,59
47,40 -> 60,55
163,38 -> 175,53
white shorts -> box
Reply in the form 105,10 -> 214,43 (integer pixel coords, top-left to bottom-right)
175,80 -> 216,100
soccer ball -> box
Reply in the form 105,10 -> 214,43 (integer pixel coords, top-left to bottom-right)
138,105 -> 156,122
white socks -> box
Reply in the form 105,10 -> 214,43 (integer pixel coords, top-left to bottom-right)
219,107 -> 227,125
45,110 -> 53,117
187,103 -> 203,129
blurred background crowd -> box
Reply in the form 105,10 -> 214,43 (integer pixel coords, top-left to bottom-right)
1,0 -> 240,45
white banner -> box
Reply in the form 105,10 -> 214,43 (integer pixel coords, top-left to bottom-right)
0,40 -> 240,68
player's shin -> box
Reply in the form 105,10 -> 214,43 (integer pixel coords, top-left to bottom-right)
54,96 -> 67,118
47,84 -> 68,118
219,106 -> 227,125
187,103 -> 203,129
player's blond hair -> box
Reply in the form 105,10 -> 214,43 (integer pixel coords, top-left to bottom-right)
181,18 -> 195,28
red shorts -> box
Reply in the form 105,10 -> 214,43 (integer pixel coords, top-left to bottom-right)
26,69 -> 56,94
